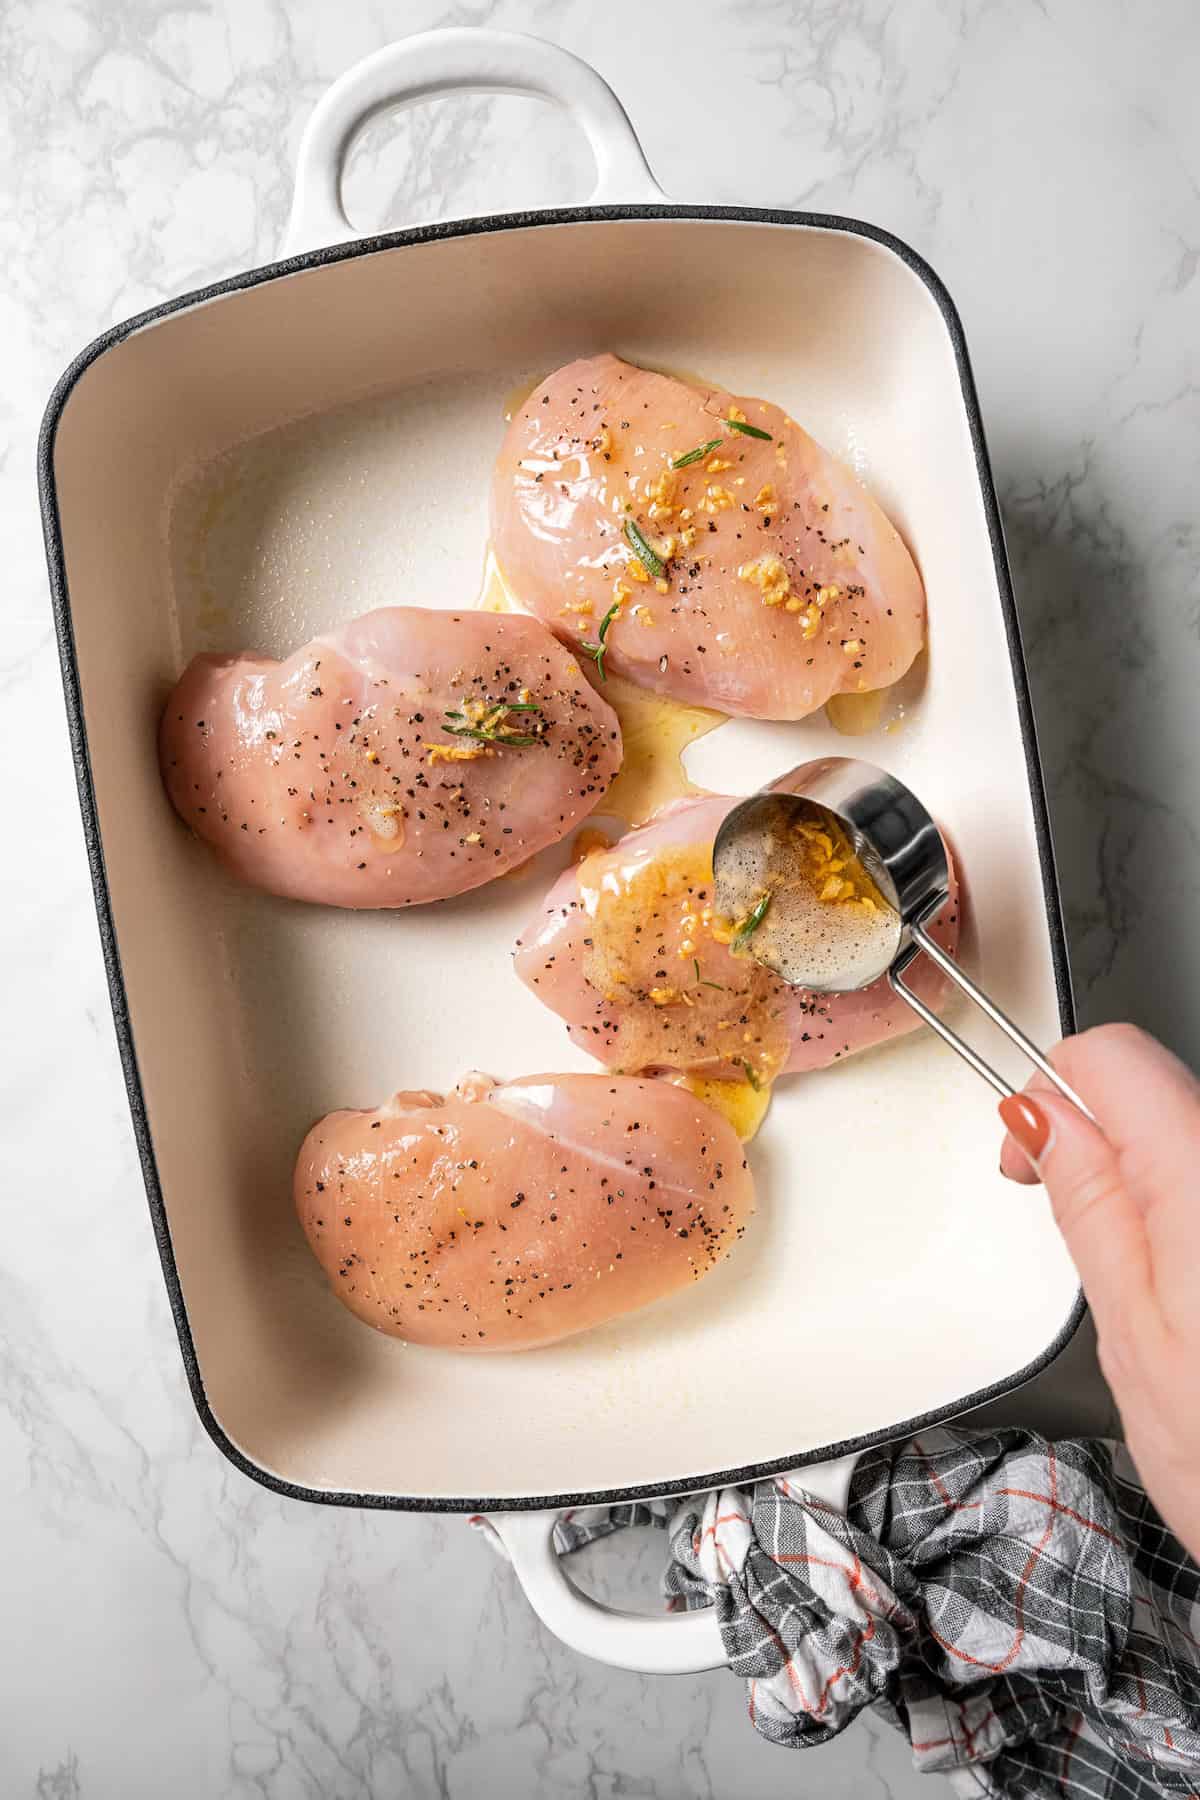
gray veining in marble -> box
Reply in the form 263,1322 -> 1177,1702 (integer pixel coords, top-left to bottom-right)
2,0 -> 1197,1794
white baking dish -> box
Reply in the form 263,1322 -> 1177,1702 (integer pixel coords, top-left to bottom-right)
41,30 -> 1082,1672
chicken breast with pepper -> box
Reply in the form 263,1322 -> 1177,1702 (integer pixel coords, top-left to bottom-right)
160,606 -> 622,907
491,354 -> 925,719
295,1071 -> 755,1350
514,794 -> 960,1084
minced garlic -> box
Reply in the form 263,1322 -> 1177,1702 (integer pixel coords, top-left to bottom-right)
646,468 -> 678,518
791,818 -> 886,915
427,741 -> 492,767
739,553 -> 791,607
702,484 -> 735,514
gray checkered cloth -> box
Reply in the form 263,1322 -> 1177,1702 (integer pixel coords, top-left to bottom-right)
552,1428 -> 1200,1797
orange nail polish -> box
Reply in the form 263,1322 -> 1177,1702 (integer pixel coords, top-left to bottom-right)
998,1094 -> 1051,1160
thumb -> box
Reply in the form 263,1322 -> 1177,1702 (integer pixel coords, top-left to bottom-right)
997,1090 -> 1152,1336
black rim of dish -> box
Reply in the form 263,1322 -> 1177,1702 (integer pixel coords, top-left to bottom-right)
38,203 -> 1085,1514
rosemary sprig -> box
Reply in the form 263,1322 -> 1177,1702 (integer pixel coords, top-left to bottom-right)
741,1061 -> 762,1091
442,724 -> 540,747
440,698 -> 543,748
671,437 -> 722,470
445,699 -> 542,718
733,891 -> 772,951
692,957 -> 727,993
578,600 -> 621,683
623,517 -> 666,580
726,418 -> 773,441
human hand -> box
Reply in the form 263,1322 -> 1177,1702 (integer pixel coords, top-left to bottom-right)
999,1024 -> 1200,1562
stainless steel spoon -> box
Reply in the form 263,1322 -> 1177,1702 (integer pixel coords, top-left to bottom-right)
711,756 -> 1095,1122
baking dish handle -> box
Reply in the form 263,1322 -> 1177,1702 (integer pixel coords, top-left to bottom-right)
487,1453 -> 859,1674
281,28 -> 666,257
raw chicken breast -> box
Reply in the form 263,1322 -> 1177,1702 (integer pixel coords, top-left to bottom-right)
160,607 -> 621,907
491,354 -> 925,719
514,795 -> 960,1082
295,1071 -> 755,1351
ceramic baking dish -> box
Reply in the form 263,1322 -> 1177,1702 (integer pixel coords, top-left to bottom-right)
41,30 -> 1082,1671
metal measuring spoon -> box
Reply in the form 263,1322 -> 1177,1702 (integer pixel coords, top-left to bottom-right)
712,756 -> 1096,1121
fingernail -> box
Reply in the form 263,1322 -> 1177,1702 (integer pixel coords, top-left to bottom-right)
998,1094 -> 1052,1164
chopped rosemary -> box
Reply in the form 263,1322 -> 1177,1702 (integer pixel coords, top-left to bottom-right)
671,437 -> 722,470
692,956 -> 727,993
578,600 -> 622,682
733,890 -> 772,951
445,700 -> 542,721
623,517 -> 666,580
442,724 -> 539,747
726,418 -> 773,441
440,699 -> 543,748
741,1061 -> 762,1091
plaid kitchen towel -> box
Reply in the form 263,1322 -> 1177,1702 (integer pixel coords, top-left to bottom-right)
535,1429 -> 1200,1797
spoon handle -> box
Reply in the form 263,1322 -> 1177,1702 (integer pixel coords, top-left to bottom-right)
888,897 -> 1098,1125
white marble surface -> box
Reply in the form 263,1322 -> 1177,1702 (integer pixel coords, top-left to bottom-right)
2,1 -> 1197,1794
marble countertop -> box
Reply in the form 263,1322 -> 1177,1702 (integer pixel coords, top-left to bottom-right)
4,2 -> 1197,1794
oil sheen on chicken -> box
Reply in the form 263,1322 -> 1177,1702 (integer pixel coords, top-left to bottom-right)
294,1071 -> 755,1351
159,606 -> 622,907
514,795 -> 960,1084
490,354 -> 925,719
